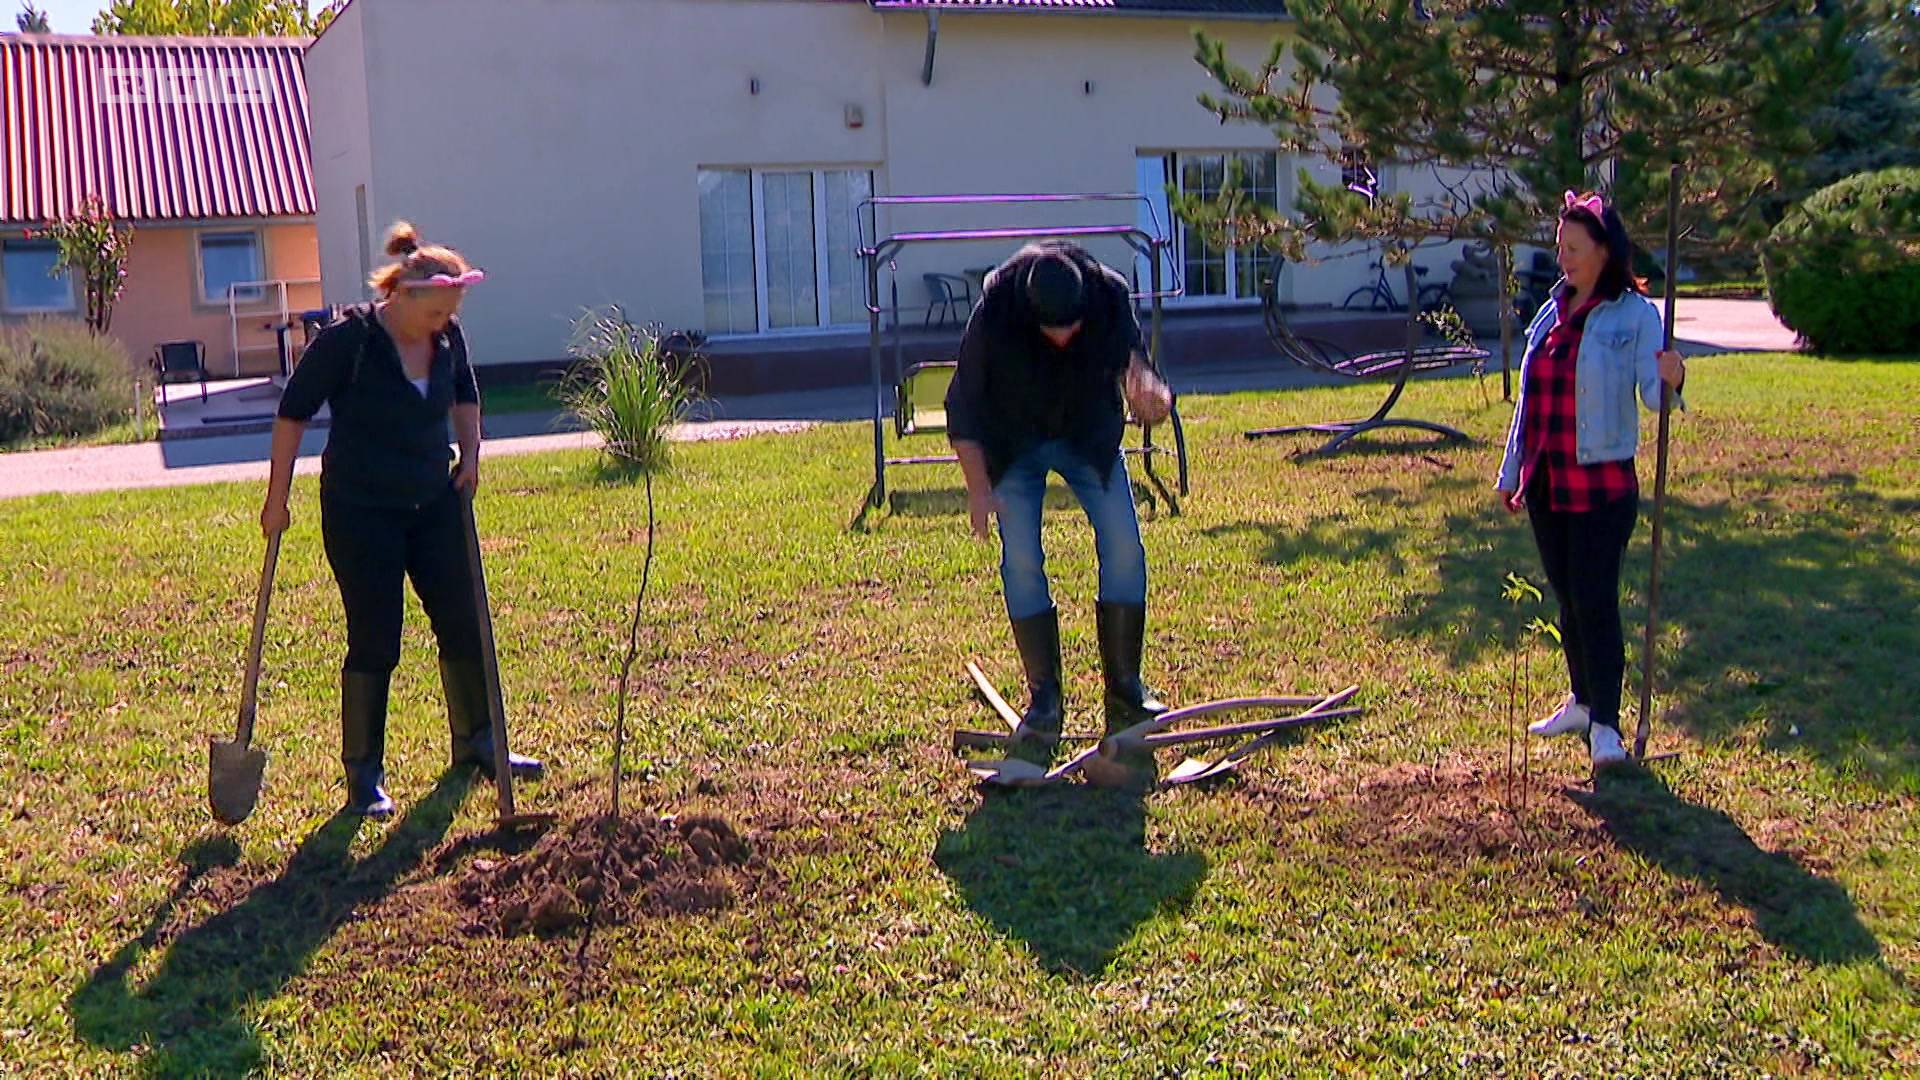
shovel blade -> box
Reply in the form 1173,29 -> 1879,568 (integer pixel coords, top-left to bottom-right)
1164,756 -> 1237,786
208,738 -> 267,826
967,758 -> 1051,787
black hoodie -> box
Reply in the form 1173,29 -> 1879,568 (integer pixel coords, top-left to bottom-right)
943,241 -> 1142,487
277,303 -> 480,509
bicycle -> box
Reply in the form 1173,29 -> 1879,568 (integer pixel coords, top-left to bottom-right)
1342,258 -> 1452,313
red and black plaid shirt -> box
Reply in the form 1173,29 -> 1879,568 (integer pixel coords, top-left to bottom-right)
1514,292 -> 1638,513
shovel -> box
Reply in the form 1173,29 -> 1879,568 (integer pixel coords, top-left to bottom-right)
1163,685 -> 1361,785
1635,161 -> 1684,764
457,490 -> 556,832
208,531 -> 280,826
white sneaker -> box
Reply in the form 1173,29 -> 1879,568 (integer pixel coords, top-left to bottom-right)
1589,724 -> 1629,768
1528,696 -> 1591,738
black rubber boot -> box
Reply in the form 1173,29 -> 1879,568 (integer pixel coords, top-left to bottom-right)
440,656 -> 544,780
1009,608 -> 1064,748
1097,601 -> 1168,730
341,670 -> 395,818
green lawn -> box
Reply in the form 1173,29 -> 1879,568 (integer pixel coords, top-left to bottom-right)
475,377 -> 566,418
1668,280 -> 1769,300
1,354 -> 1915,1076
1,416 -> 151,453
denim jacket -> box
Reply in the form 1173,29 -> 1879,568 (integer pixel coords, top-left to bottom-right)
1495,286 -> 1684,492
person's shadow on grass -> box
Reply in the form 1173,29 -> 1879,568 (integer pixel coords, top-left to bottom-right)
934,767 -> 1208,978
1567,766 -> 1882,967
68,769 -> 474,1078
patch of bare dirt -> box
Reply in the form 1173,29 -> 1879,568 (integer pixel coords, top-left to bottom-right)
1337,758 -> 1603,860
1750,816 -> 1839,876
450,813 -> 758,937
1248,755 -> 1608,863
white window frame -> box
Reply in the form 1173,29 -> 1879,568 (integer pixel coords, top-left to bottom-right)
701,165 -> 876,339
1,236 -> 79,315
751,169 -> 825,333
195,228 -> 266,307
1150,150 -> 1286,309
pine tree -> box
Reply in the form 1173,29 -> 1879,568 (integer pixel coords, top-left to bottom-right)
1179,1 -> 1857,263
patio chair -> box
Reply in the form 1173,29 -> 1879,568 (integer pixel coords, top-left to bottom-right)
151,340 -> 209,414
922,273 -> 974,328
894,360 -> 957,439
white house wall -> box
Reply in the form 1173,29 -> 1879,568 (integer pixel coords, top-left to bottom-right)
332,0 -> 884,366
874,13 -> 1302,303
311,0 -> 1480,365
305,0 -> 373,308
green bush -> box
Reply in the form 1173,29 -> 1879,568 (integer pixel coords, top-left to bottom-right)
1762,167 -> 1920,355
558,310 -> 703,473
0,319 -> 136,445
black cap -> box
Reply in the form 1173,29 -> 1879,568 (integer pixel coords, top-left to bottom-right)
1024,252 -> 1086,328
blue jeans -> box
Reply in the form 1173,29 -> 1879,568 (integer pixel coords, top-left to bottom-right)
993,441 -> 1148,620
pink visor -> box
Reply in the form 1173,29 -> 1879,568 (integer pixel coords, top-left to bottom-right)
405,269 -> 485,288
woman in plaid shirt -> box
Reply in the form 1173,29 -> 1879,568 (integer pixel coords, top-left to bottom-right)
1495,192 -> 1687,768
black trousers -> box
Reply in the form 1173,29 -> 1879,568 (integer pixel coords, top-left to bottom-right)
1524,473 -> 1639,732
321,484 -> 482,676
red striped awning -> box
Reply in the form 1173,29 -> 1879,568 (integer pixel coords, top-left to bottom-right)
0,34 -> 313,226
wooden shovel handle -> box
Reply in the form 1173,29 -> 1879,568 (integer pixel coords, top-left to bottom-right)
459,491 -> 518,818
966,661 -> 1023,734
1637,161 -> 1683,760
234,531 -> 281,747
1101,695 -> 1326,757
1202,686 -> 1360,768
1138,705 -> 1363,749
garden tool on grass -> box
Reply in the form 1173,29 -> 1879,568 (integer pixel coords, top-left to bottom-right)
208,530 -> 280,826
966,695 -> 1346,788
458,490 -> 556,832
1163,685 -> 1361,785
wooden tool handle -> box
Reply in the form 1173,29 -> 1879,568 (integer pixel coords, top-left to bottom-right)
1139,706 -> 1364,750
1637,162 -> 1684,760
1101,695 -> 1324,757
1204,686 -> 1362,768
234,531 -> 281,748
460,491 -> 518,817
966,661 -> 1023,734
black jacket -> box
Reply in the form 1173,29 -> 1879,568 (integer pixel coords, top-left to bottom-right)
277,303 -> 481,508
944,242 -> 1142,487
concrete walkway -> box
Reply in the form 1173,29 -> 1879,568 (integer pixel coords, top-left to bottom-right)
1668,297 -> 1801,353
0,298 -> 1798,501
0,415 -> 814,500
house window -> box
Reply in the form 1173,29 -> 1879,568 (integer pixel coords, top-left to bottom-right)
698,167 -> 875,335
198,231 -> 264,305
821,170 -> 872,327
1145,151 -> 1282,304
761,171 -> 817,330
1,238 -> 76,314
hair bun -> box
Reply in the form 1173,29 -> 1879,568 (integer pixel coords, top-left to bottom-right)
384,221 -> 421,257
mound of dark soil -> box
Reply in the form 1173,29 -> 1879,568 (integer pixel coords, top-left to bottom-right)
451,813 -> 753,936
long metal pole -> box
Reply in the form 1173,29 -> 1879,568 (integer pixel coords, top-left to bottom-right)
1635,163 -> 1682,760
868,254 -> 886,509
1499,243 -> 1515,402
